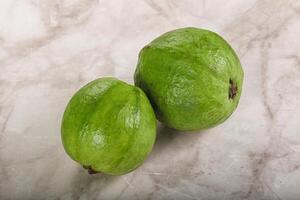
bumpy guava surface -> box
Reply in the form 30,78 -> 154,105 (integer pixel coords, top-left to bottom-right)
134,27 -> 244,131
61,77 -> 156,175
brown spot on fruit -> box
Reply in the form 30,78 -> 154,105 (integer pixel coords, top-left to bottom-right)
229,79 -> 238,100
83,165 -> 100,175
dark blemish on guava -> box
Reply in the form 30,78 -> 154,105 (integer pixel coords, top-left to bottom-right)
229,79 -> 238,100
143,45 -> 151,51
83,165 -> 100,175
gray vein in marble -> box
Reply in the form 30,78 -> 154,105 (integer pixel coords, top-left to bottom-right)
0,0 -> 98,66
225,0 -> 299,56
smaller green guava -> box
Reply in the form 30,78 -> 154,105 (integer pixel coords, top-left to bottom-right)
61,77 -> 156,175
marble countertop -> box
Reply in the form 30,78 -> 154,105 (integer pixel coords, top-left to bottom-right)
1,0 -> 300,199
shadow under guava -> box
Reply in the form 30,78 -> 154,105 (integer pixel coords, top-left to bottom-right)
145,122 -> 207,164
67,166 -> 120,198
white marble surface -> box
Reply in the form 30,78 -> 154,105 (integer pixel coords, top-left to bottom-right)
1,0 -> 300,199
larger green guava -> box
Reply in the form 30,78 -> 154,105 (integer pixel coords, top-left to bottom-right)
61,77 -> 156,175
134,27 -> 244,131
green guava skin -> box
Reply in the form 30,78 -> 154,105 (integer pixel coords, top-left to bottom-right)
134,27 -> 244,131
61,77 -> 156,175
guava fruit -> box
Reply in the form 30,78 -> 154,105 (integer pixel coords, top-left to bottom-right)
134,27 -> 244,131
61,77 -> 156,175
